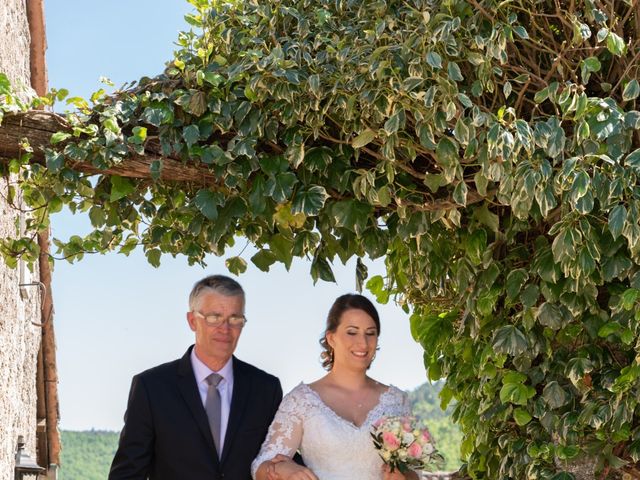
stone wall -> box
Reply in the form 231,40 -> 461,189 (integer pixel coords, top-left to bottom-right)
0,1 -> 43,480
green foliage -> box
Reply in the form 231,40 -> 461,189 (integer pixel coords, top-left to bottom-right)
2,0 -> 640,477
59,430 -> 119,480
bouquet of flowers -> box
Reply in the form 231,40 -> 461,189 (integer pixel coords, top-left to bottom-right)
371,416 -> 444,474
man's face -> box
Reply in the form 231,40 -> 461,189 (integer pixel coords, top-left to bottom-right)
187,291 -> 245,368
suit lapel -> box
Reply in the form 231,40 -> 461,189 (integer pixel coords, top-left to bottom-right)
220,356 -> 251,464
176,347 -> 221,463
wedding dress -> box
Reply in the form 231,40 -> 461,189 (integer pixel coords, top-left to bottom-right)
251,382 -> 411,480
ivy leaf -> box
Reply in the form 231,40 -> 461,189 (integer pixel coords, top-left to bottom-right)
580,56 -> 601,83
473,204 -> 499,233
499,383 -> 535,406
182,124 -> 200,147
145,248 -> 161,268
536,302 -> 570,330
542,381 -> 569,409
608,204 -> 627,240
598,321 -> 622,338
426,51 -> 442,69
266,172 -> 297,203
225,256 -> 247,275
45,149 -> 64,173
464,229 -> 487,266
513,26 -> 529,39
287,143 -> 305,169
311,254 -> 336,283
355,257 -> 368,293
384,110 -> 404,135
452,181 -> 468,206
435,137 -> 459,182
520,284 -> 539,308
549,473 -> 575,480
50,132 -> 71,145
513,408 -> 533,426
308,74 -> 321,96
493,325 -> 529,356
110,176 -> 135,202
565,357 -> 593,385
88,206 -> 106,227
194,189 -> 222,220
447,62 -> 463,82
292,185 -> 328,215
142,102 -> 173,127
506,269 -> 529,300
331,200 -> 372,234
269,234 -> 294,270
251,249 -> 276,272
606,31 -> 627,56
620,288 -> 639,310
503,371 -> 527,384
150,160 -> 162,181
352,129 -> 377,149
622,79 -> 640,101
0,72 -> 11,94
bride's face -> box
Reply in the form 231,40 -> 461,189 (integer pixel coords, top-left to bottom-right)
326,308 -> 379,371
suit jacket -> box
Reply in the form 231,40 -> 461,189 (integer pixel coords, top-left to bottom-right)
109,346 -> 283,480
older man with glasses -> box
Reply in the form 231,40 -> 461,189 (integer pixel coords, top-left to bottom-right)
109,274 -> 283,480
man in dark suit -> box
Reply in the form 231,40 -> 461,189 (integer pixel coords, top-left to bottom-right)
109,274 -> 282,480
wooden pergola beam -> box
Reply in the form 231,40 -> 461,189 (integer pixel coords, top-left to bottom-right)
0,111 -> 217,184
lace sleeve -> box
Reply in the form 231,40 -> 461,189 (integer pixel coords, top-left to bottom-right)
400,389 -> 412,417
251,385 -> 305,479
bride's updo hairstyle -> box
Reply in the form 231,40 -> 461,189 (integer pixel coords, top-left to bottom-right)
319,294 -> 381,370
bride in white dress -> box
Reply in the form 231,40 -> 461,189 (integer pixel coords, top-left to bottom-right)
252,294 -> 419,480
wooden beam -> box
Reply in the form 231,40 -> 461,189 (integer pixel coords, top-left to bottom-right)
0,111 -> 217,184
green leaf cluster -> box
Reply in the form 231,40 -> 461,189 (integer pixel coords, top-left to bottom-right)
2,0 -> 640,477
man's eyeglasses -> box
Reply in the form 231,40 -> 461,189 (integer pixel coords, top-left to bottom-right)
192,311 -> 247,329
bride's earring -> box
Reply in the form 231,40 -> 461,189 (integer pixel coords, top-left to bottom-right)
371,345 -> 380,363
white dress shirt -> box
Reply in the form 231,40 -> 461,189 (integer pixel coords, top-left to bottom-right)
190,349 -> 234,452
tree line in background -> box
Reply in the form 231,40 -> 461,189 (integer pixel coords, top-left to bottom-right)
57,383 -> 461,479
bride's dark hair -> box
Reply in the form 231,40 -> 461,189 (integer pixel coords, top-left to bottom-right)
319,294 -> 381,370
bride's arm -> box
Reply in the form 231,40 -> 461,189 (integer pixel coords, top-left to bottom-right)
252,387 -> 317,480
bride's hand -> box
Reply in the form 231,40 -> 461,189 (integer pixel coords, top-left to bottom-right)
273,457 -> 319,480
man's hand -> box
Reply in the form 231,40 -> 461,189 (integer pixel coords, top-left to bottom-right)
268,455 -> 318,480
266,455 -> 291,480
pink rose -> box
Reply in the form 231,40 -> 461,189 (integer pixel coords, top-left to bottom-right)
373,417 -> 386,428
408,442 -> 423,458
421,429 -> 431,443
402,421 -> 412,432
382,431 -> 400,450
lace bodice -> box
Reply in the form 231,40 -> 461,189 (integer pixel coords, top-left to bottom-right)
251,383 -> 411,480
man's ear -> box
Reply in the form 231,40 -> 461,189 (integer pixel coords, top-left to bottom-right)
186,312 -> 197,332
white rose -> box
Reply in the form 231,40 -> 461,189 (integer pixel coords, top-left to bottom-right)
402,432 -> 414,444
423,443 -> 434,454
381,450 -> 392,462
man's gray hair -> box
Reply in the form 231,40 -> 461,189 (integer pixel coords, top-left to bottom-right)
189,275 -> 245,311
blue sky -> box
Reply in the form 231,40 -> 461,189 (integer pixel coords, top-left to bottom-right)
45,0 -> 427,430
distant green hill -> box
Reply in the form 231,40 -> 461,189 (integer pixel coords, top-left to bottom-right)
59,430 -> 119,480
59,383 -> 462,478
407,381 -> 463,471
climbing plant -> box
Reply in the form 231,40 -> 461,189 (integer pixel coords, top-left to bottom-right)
1,0 -> 640,477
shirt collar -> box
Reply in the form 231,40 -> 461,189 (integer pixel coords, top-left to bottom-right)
190,348 -> 234,385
